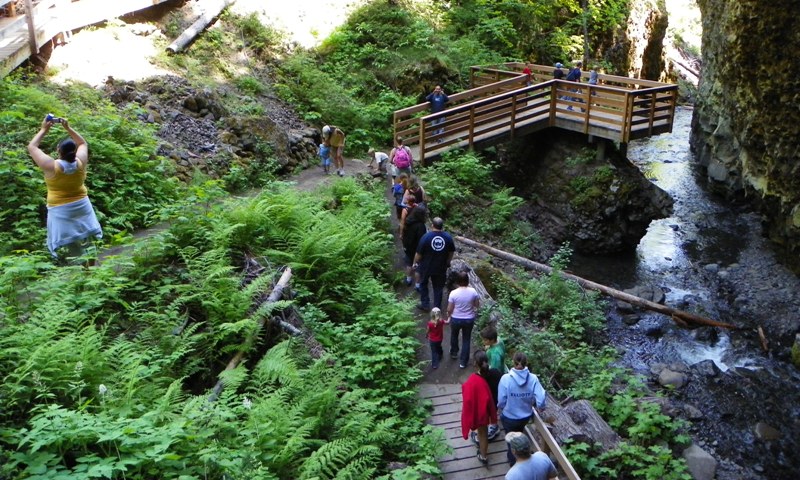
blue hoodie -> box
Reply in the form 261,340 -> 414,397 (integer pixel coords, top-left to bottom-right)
497,367 -> 546,420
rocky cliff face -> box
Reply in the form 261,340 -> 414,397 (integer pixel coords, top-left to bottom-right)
496,131 -> 673,258
691,0 -> 800,272
604,0 -> 669,80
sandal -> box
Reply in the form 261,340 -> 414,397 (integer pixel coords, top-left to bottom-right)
476,452 -> 489,466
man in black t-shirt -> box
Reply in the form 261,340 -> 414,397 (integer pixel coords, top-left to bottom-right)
413,217 -> 455,312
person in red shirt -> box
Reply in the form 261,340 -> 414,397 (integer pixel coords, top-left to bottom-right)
461,350 -> 497,466
427,308 -> 444,369
522,63 -> 532,86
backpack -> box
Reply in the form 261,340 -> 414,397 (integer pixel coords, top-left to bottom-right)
394,146 -> 412,169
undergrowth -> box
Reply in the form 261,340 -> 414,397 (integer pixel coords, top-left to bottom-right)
0,180 -> 443,478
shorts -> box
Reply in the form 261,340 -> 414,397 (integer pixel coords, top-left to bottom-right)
389,164 -> 399,177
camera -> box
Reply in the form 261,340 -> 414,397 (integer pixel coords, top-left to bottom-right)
45,113 -> 63,124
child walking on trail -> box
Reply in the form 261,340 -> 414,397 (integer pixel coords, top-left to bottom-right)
481,325 -> 507,373
318,143 -> 331,175
427,308 -> 444,369
480,325 -> 506,440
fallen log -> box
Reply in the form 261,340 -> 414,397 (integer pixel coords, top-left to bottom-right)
455,235 -> 738,330
449,259 -> 502,324
167,0 -> 235,54
208,267 -> 292,402
541,398 -> 620,453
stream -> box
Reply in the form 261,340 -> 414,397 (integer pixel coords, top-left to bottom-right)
569,106 -> 800,480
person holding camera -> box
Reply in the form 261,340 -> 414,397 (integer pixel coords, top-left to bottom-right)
27,115 -> 102,263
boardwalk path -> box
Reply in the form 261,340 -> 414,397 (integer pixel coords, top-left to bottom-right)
420,384 -> 510,479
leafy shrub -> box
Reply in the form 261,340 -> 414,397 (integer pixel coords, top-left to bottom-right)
0,78 -> 178,255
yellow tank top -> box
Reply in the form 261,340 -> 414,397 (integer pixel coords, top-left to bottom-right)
45,160 -> 88,207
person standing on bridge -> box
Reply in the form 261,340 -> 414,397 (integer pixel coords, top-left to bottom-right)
497,351 -> 547,466
461,350 -> 497,466
553,62 -> 565,80
27,115 -> 102,264
565,61 -> 583,111
426,85 -> 449,137
504,432 -> 558,480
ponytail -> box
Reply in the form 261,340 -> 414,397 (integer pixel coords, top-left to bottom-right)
58,138 -> 77,163
474,350 -> 490,376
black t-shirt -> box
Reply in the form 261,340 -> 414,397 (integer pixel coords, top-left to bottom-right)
416,230 -> 455,275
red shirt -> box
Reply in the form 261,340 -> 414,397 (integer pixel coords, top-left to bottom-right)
461,373 -> 498,439
427,320 -> 443,342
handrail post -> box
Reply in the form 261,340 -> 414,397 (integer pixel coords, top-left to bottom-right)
624,92 -> 634,143
468,106 -> 475,148
419,121 -> 426,167
648,91 -> 656,135
23,0 -> 38,54
549,82 -> 558,125
510,94 -> 517,139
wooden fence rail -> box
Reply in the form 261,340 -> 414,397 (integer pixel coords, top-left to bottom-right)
395,63 -> 678,163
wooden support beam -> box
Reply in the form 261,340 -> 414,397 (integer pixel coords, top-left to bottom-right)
23,0 -> 37,54
455,235 -> 739,330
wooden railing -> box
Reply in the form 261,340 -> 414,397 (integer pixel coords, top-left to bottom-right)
394,63 -> 678,163
528,409 -> 582,480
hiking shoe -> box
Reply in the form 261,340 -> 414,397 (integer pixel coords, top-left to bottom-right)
404,277 -> 413,286
450,353 -> 458,360
416,304 -> 431,312
459,364 -> 466,369
487,425 -> 499,440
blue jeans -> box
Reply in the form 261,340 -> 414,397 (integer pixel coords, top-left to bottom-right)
429,340 -> 443,368
501,414 -> 531,466
419,271 -> 446,310
449,318 -> 474,367
432,116 -> 445,136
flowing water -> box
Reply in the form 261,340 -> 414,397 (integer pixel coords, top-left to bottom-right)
568,106 -> 800,479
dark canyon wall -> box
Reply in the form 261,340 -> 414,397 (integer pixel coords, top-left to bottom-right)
691,0 -> 800,270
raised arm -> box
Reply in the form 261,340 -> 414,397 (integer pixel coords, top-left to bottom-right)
27,117 -> 56,173
61,119 -> 89,165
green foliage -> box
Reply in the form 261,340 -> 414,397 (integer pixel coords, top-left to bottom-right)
234,74 -> 267,95
0,180 -> 437,478
228,12 -> 283,58
0,78 -> 178,255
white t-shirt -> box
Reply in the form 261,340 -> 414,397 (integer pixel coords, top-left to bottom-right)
375,152 -> 389,164
448,286 -> 479,319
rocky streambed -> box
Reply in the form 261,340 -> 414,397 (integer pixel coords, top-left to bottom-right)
571,106 -> 800,480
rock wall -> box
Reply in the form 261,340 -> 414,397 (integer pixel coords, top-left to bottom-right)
495,130 -> 673,258
604,0 -> 668,80
691,0 -> 800,272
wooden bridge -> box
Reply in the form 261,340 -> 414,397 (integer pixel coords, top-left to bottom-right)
394,62 -> 678,163
0,0 -> 172,77
421,383 -> 581,480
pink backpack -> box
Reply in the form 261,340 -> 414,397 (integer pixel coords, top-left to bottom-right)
394,146 -> 412,169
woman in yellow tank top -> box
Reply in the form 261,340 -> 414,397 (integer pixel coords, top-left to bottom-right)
27,115 -> 102,262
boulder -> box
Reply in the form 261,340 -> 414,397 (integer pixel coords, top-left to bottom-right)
658,368 -> 688,389
683,404 -> 704,420
682,443 -> 717,480
754,422 -> 781,441
691,359 -> 721,378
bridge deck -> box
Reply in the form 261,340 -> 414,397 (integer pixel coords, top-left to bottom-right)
1,0 -> 172,77
395,63 -> 678,163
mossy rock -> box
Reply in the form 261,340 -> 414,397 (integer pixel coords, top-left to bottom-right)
791,334 -> 800,370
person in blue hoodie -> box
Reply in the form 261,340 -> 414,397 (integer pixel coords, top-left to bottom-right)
497,351 -> 547,466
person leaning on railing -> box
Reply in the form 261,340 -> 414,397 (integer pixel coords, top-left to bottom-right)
27,115 -> 103,263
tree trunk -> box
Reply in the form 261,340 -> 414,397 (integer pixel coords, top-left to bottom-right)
455,235 -> 738,330
167,0 -> 235,54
